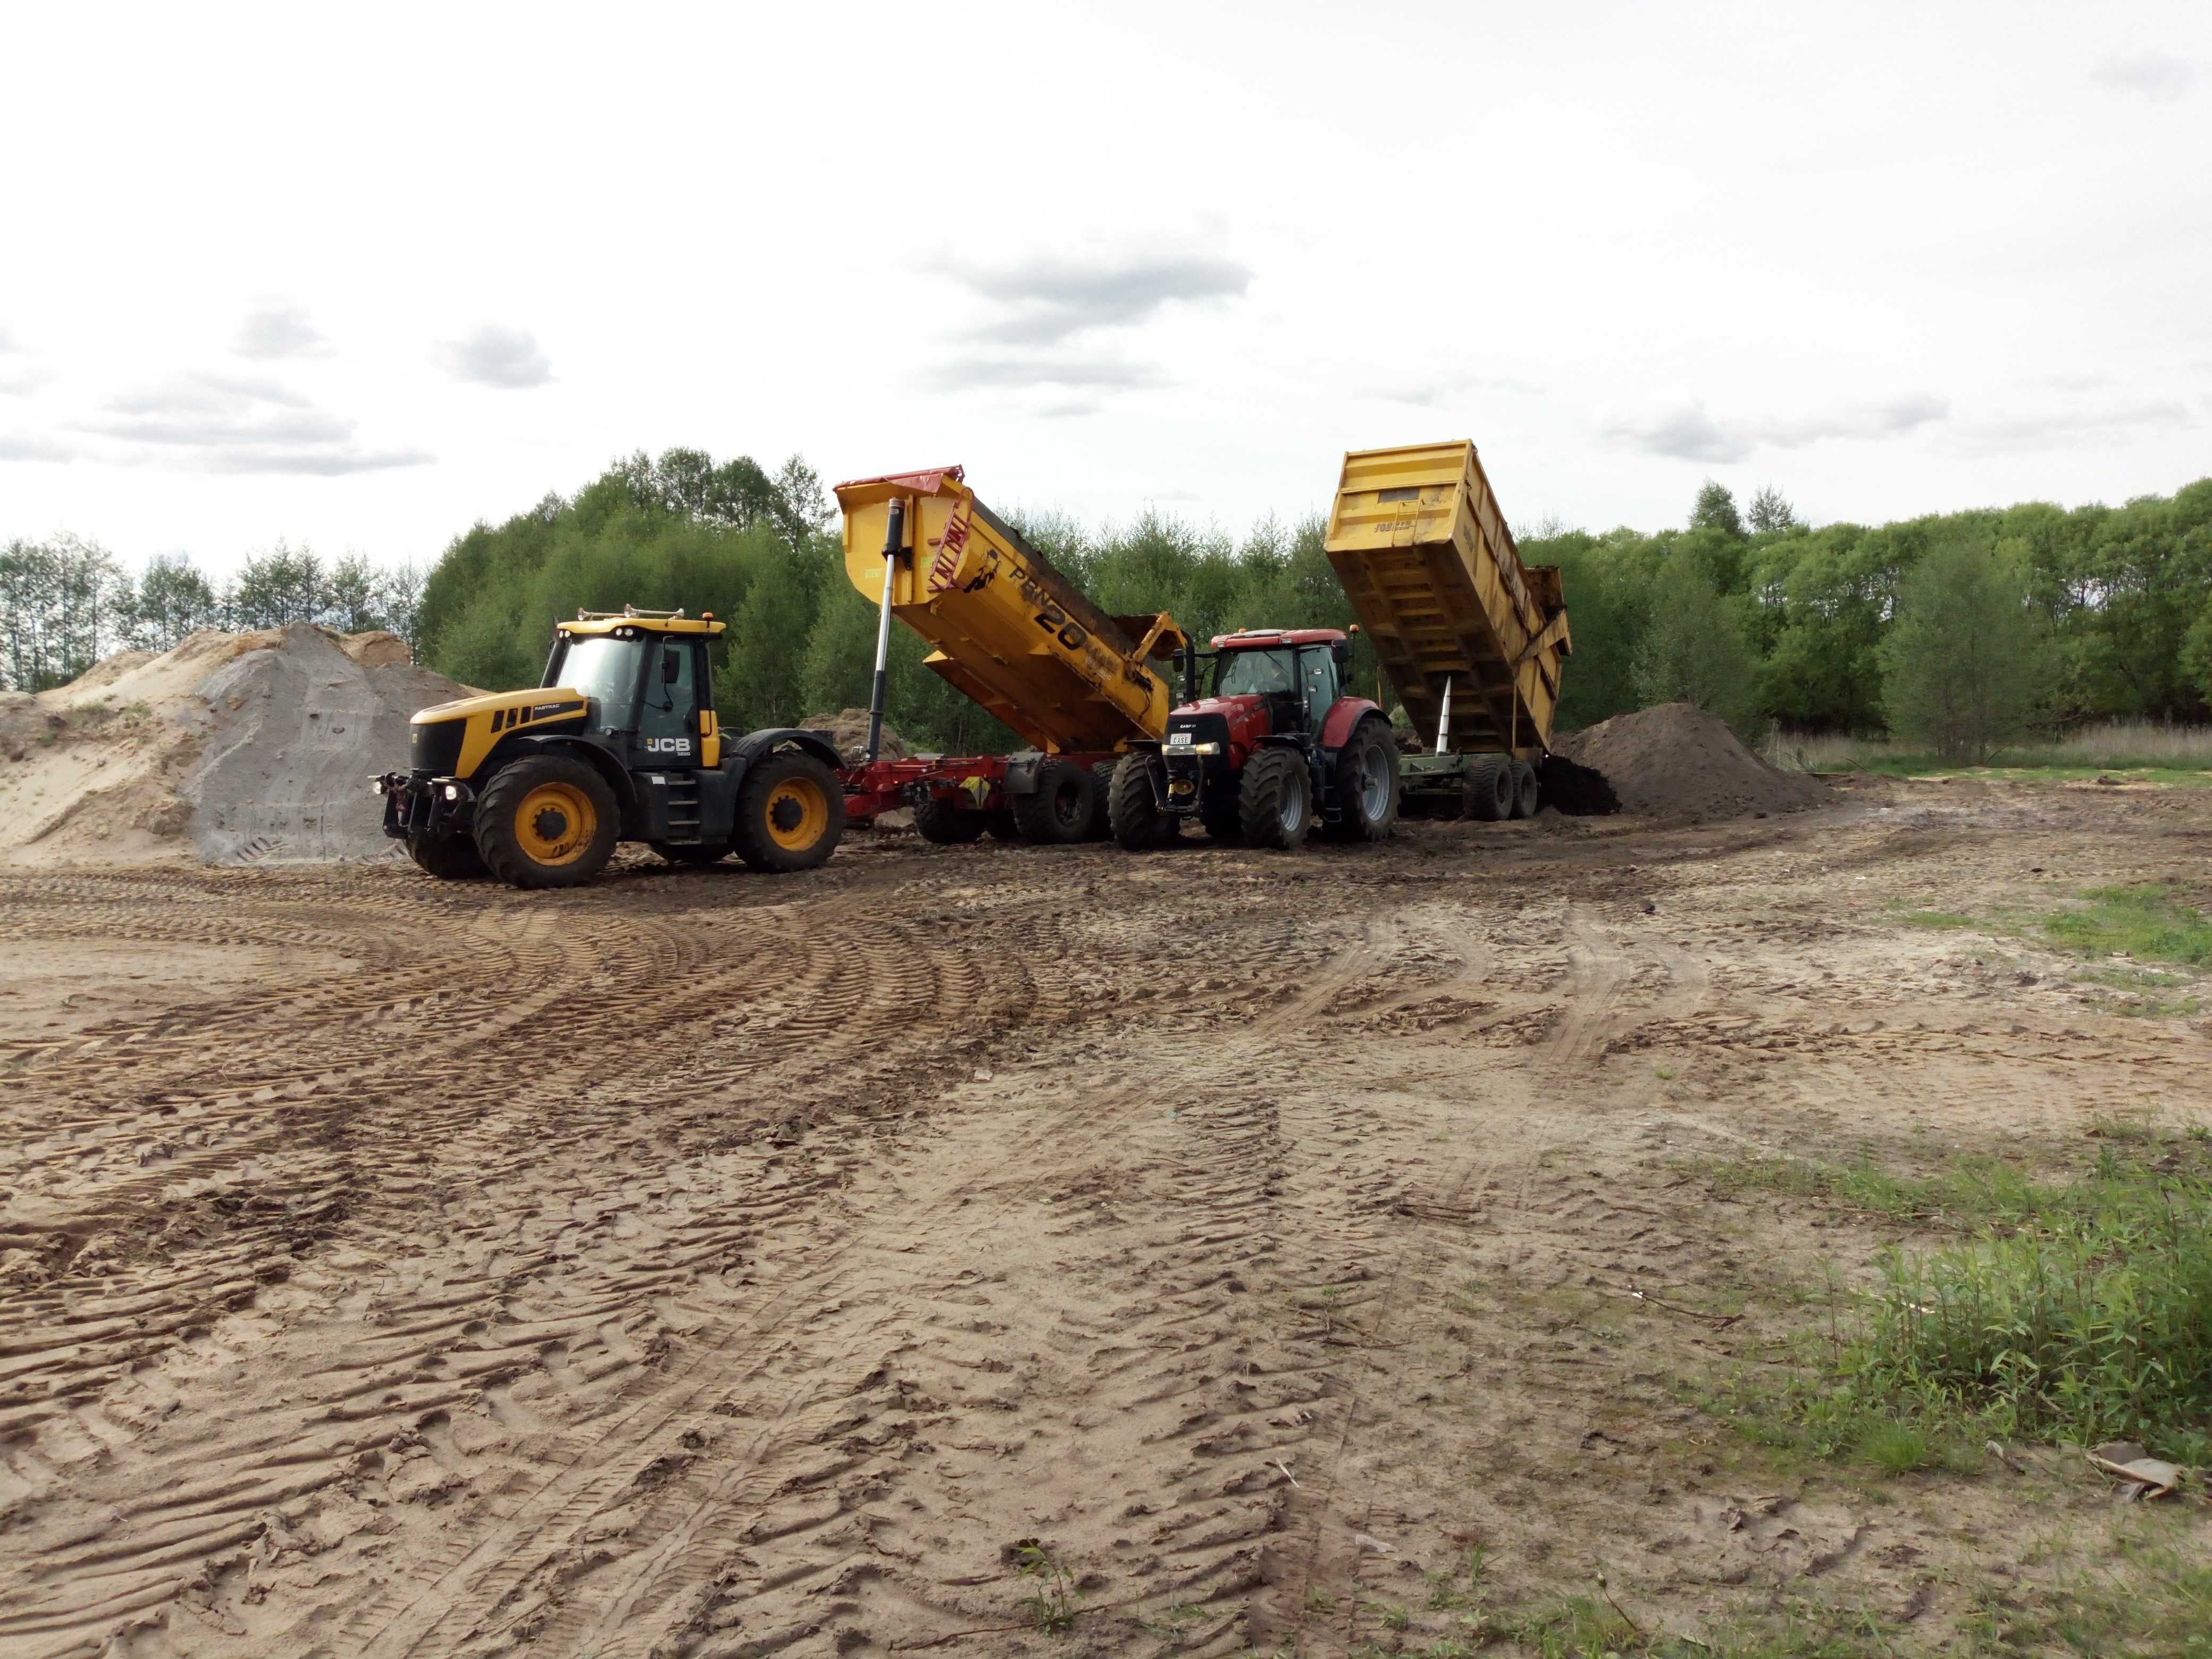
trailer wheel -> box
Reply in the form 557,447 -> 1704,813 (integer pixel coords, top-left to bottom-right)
985,809 -> 1023,842
1108,753 -> 1175,850
475,756 -> 619,889
1238,748 -> 1312,851
1331,719 -> 1400,841
1511,760 -> 1540,819
912,793 -> 987,843
1087,759 -> 1119,839
1465,756 -> 1514,821
407,833 -> 487,881
1010,757 -> 1097,845
732,749 -> 846,873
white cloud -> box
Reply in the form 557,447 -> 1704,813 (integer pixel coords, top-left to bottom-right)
950,253 -> 1252,346
2090,52 -> 2198,100
234,302 -> 330,359
0,431 -> 74,463
442,325 -> 553,389
1607,395 -> 1950,462
81,371 -> 433,475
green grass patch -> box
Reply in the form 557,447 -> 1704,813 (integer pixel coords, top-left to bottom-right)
2038,883 -> 2212,968
1898,909 -> 1976,929
1698,1139 -> 2212,1467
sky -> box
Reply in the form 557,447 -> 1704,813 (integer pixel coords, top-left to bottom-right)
2,0 -> 2208,577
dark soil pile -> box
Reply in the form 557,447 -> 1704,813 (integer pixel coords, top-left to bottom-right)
1554,702 -> 1830,820
801,709 -> 910,766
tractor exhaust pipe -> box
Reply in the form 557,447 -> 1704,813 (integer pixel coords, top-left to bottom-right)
866,498 -> 906,764
1436,675 -> 1452,756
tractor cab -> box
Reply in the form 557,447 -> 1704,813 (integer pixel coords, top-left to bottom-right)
541,615 -> 716,770
1208,630 -> 1351,738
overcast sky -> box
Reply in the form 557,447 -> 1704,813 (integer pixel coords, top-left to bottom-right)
2,1 -> 2207,575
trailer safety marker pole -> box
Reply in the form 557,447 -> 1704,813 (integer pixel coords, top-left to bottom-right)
1435,676 -> 1452,756
866,498 -> 906,764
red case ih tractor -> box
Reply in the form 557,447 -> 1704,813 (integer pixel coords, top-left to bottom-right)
1106,627 -> 1400,851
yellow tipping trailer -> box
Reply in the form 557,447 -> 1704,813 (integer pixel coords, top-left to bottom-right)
1322,440 -> 1572,819
832,465 -> 1189,843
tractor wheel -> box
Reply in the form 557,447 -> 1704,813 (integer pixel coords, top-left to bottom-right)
1331,719 -> 1401,842
474,756 -> 619,889
407,833 -> 487,881
732,749 -> 845,873
1464,756 -> 1514,821
1087,759 -> 1120,839
912,792 -> 987,843
652,840 -> 729,865
1511,760 -> 1540,819
1238,748 -> 1312,851
1107,753 -> 1174,850
1010,757 -> 1097,845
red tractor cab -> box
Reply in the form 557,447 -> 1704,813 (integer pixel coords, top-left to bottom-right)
1107,627 -> 1400,851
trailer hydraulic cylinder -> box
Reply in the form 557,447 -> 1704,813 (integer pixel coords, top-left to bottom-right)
866,499 -> 904,763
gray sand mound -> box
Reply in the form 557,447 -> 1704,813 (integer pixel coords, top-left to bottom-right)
1554,702 -> 1830,820
801,708 -> 909,765
1,625 -> 472,866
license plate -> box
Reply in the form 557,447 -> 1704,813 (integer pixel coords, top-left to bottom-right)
1168,731 -> 1193,747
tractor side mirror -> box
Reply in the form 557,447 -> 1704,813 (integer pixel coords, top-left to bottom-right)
661,647 -> 681,684
1333,640 -> 1352,667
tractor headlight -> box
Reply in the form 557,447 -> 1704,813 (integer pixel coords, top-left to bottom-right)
1187,741 -> 1221,756
443,784 -> 462,801
370,777 -> 387,795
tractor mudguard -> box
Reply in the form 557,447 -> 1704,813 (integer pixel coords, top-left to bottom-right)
1318,696 -> 1386,753
1002,750 -> 1044,796
501,734 -> 639,813
726,728 -> 845,776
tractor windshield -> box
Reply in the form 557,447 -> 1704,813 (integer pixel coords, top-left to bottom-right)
1213,648 -> 1296,699
547,635 -> 646,731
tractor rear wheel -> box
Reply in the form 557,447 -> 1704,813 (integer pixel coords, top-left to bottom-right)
732,749 -> 845,873
474,756 -> 619,889
912,792 -> 987,843
1010,757 -> 1097,845
652,840 -> 729,865
1108,753 -> 1175,850
1465,756 -> 1514,821
1511,760 -> 1540,819
1238,748 -> 1312,851
407,833 -> 487,881
1331,720 -> 1401,842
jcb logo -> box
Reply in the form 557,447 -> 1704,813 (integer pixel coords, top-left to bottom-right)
645,738 -> 692,755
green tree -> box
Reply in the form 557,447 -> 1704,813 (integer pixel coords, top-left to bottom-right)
124,552 -> 222,651
721,542 -> 823,729
1690,479 -> 1744,537
230,542 -> 326,629
1631,544 -> 1761,735
0,534 -> 125,689
1878,534 -> 2050,763
1747,485 -> 1798,533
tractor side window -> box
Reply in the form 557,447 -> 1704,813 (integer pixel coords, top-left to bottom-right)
1215,649 -> 1295,698
1302,647 -> 1339,728
639,640 -> 699,757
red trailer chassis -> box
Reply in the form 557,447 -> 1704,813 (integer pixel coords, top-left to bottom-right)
841,751 -> 1122,841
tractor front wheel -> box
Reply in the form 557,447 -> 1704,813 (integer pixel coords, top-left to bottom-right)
1238,748 -> 1312,851
732,750 -> 845,873
407,833 -> 487,881
1010,757 -> 1097,845
1107,753 -> 1175,850
474,756 -> 619,889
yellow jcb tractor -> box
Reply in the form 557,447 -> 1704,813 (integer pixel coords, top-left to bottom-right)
374,608 -> 846,889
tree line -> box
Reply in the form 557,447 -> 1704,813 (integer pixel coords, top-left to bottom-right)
11,446 -> 2210,768
0,535 -> 425,691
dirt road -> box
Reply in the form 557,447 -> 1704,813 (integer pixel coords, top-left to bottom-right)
2,780 -> 2206,1658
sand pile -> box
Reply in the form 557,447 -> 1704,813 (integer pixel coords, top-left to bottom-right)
0,625 -> 472,866
801,708 -> 910,765
1554,702 -> 1831,820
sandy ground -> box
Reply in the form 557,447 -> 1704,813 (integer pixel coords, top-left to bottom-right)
1,779 -> 2208,1659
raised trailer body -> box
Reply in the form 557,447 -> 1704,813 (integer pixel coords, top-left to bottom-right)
1322,441 -> 1571,817
832,465 -> 1187,840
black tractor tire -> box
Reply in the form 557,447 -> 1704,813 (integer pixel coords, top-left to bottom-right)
912,792 -> 987,843
652,840 -> 729,865
1331,719 -> 1401,842
1512,760 -> 1540,819
731,749 -> 846,873
1010,757 -> 1097,845
1238,747 -> 1312,851
1108,753 -> 1175,850
474,755 -> 620,889
1087,759 -> 1120,839
1465,755 -> 1515,822
985,808 -> 1023,842
407,833 -> 487,881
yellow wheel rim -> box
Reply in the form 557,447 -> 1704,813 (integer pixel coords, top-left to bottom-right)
513,782 -> 597,866
765,776 -> 829,851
